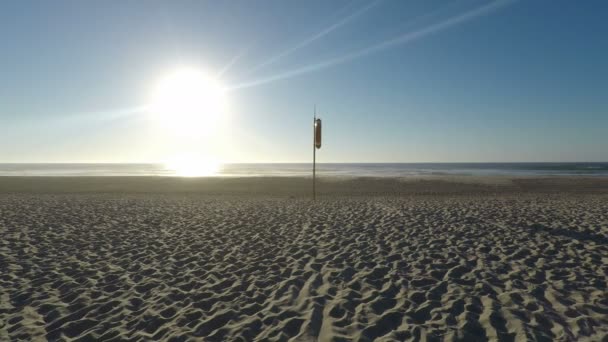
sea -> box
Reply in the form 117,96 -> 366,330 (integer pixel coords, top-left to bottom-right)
0,163 -> 607,177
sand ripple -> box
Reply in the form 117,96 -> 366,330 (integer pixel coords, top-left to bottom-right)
1,194 -> 607,340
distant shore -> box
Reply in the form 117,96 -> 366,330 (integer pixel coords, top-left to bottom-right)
0,175 -> 607,195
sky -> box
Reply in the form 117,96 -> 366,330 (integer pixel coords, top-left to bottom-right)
0,0 -> 607,163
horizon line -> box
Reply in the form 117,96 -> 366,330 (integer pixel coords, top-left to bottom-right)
1,161 -> 606,165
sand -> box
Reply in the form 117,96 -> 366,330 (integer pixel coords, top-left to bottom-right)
0,177 -> 607,341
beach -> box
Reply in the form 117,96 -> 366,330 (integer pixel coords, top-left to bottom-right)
1,177 -> 607,341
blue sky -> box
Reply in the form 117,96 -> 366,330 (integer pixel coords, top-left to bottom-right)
1,0 -> 606,163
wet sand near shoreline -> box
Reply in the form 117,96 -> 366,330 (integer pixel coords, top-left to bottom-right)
0,175 -> 606,195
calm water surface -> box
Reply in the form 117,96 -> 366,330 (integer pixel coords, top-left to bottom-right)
0,163 -> 607,177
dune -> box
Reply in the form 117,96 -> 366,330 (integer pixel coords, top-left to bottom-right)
0,177 -> 607,340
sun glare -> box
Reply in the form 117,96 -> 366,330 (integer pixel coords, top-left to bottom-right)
165,154 -> 221,177
150,68 -> 227,136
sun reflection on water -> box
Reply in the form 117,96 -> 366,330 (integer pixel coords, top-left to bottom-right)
165,155 -> 221,177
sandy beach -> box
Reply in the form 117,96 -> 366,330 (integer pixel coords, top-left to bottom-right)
1,176 -> 607,341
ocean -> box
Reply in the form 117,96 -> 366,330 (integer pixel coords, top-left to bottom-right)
0,163 -> 607,177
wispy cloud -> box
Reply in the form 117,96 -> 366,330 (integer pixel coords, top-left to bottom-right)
63,105 -> 150,122
230,0 -> 516,90
217,43 -> 254,78
244,0 -> 384,75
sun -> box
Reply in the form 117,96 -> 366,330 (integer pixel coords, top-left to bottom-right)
149,67 -> 227,136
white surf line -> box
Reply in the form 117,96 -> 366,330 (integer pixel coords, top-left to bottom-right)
229,0 -> 516,91
244,0 -> 384,76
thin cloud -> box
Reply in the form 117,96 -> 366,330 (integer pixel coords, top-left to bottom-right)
217,43 -> 254,78
245,0 -> 384,75
230,0 -> 516,90
63,105 -> 150,122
